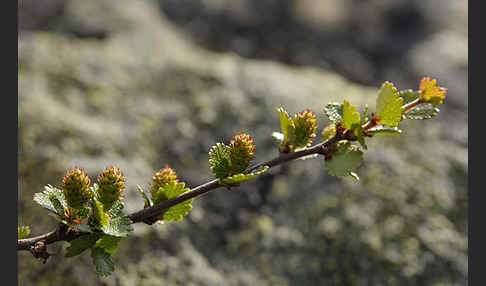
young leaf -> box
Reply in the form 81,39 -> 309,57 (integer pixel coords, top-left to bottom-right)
49,193 -> 67,219
404,104 -> 440,120
342,99 -> 361,130
323,103 -> 344,125
101,215 -> 133,237
221,166 -> 269,184
65,233 -> 102,258
33,185 -> 66,215
398,89 -> 421,104
92,198 -> 109,228
100,201 -> 133,237
208,143 -> 231,180
18,225 -> 31,239
91,247 -> 115,277
367,125 -> 402,135
277,107 -> 294,140
376,81 -> 403,127
419,77 -> 446,105
325,141 -> 363,178
136,185 -> 153,208
153,181 -> 193,222
94,235 -> 121,255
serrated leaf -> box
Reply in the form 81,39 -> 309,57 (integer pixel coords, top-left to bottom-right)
33,185 -> 67,217
65,233 -> 102,258
398,89 -> 421,104
49,194 -> 66,218
325,141 -> 363,177
376,82 -> 403,126
18,225 -> 30,239
100,201 -> 133,237
404,103 -> 440,120
221,166 -> 270,184
367,125 -> 402,135
101,215 -> 133,237
342,99 -> 361,130
419,77 -> 446,105
92,198 -> 109,228
91,247 -> 115,277
94,235 -> 121,255
323,103 -> 344,124
107,200 -> 124,218
154,182 -> 193,222
277,107 -> 294,140
209,143 -> 231,180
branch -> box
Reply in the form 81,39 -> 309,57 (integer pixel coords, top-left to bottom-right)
17,132 -> 345,252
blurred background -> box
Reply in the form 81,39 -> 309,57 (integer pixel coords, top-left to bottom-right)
18,0 -> 467,285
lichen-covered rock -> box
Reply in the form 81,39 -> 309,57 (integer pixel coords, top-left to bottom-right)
18,0 -> 467,285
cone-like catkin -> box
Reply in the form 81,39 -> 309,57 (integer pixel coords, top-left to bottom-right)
97,166 -> 125,210
62,168 -> 92,210
291,109 -> 317,150
150,165 -> 178,202
228,132 -> 256,175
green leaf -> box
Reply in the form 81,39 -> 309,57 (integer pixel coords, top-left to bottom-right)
92,198 -> 109,228
91,247 -> 115,277
136,185 -> 153,207
18,225 -> 31,239
209,143 -> 231,180
101,215 -> 133,237
153,181 -> 193,222
398,89 -> 420,104
277,107 -> 294,140
367,125 -> 402,135
404,103 -> 440,120
325,141 -> 363,177
342,99 -> 361,130
221,166 -> 269,184
100,201 -> 133,237
376,82 -> 403,126
323,103 -> 343,124
49,194 -> 66,218
94,235 -> 121,255
33,185 -> 66,217
65,233 -> 102,258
